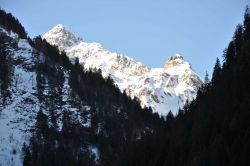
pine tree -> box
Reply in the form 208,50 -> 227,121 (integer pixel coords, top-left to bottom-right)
233,25 -> 243,59
211,58 -> 221,86
0,36 -> 10,104
223,41 -> 235,68
35,110 -> 49,140
166,111 -> 174,128
0,9 -> 27,39
22,143 -> 32,166
204,71 -> 209,85
243,6 -> 250,40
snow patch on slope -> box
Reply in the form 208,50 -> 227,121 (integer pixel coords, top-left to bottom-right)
0,32 -> 38,166
0,28 -> 93,165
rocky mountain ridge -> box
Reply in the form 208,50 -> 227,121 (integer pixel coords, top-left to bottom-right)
43,24 -> 203,115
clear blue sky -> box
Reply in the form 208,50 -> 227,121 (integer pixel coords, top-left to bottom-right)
1,0 -> 249,78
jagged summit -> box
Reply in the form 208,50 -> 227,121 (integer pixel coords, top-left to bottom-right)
43,25 -> 203,115
169,54 -> 184,60
43,24 -> 80,50
164,54 -> 192,75
164,54 -> 187,68
53,24 -> 68,31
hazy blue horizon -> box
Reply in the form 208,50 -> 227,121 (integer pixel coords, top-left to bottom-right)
1,0 -> 249,78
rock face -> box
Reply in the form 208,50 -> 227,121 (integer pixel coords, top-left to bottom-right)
43,24 -> 203,115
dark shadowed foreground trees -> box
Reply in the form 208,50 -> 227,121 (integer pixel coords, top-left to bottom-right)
160,7 -> 250,166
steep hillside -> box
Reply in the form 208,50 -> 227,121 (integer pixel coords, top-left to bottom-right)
0,25 -> 92,165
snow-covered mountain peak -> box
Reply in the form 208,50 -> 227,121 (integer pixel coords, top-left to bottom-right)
43,24 -> 80,51
164,54 -> 190,68
169,54 -> 184,60
43,25 -> 203,115
163,54 -> 192,75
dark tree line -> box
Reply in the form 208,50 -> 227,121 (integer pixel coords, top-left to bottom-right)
157,6 -> 250,166
0,32 -> 10,100
0,13 -> 17,105
23,109 -> 97,166
0,9 -> 27,39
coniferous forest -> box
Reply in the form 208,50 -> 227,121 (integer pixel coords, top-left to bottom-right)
0,6 -> 250,166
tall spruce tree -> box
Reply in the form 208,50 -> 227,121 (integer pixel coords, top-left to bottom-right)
211,57 -> 221,86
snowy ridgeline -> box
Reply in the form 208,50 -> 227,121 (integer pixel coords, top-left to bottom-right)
0,28 -> 99,166
43,24 -> 203,116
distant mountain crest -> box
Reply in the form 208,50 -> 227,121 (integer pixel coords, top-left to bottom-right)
43,24 -> 203,115
169,54 -> 183,60
43,24 -> 80,50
